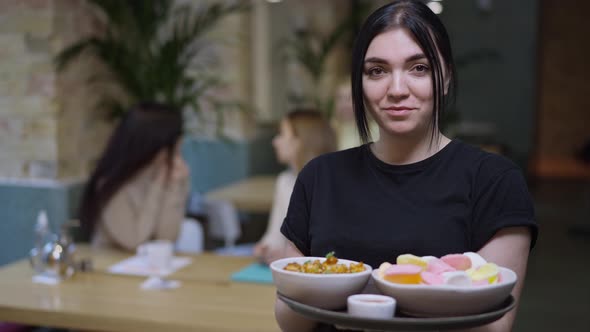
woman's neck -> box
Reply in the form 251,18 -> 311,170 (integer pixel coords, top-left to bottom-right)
371,130 -> 450,165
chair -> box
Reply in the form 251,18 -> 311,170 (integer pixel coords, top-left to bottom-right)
204,199 -> 241,249
175,218 -> 204,254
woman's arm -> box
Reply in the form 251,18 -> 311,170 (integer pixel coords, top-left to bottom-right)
458,226 -> 532,332
101,167 -> 167,251
275,166 -> 321,331
154,178 -> 189,241
255,172 -> 295,264
154,154 -> 190,241
274,242 -> 319,332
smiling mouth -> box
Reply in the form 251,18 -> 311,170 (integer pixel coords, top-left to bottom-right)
382,107 -> 414,116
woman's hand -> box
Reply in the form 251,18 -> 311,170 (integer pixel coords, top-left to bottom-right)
152,149 -> 189,183
273,243 -> 315,332
256,241 -> 302,265
153,152 -> 169,184
253,242 -> 268,263
457,226 -> 532,332
254,242 -> 290,265
169,154 -> 189,181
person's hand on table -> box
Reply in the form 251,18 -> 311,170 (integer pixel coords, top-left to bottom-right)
254,243 -> 285,265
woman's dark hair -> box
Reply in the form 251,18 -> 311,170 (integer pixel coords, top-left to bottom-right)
351,0 -> 457,143
78,102 -> 183,238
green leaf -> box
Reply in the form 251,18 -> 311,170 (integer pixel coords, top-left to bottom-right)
53,0 -> 250,132
278,9 -> 355,116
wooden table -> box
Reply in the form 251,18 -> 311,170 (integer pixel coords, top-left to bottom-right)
0,246 -> 279,332
206,175 -> 276,214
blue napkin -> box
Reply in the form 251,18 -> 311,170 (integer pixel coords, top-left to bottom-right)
231,263 -> 273,284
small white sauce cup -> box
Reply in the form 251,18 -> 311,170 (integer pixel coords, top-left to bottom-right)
347,294 -> 396,319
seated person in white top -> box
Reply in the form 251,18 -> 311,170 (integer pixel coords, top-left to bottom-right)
253,110 -> 336,264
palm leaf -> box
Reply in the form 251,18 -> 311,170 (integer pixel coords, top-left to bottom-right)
317,16 -> 354,70
54,38 -> 98,71
280,12 -> 355,115
55,0 -> 249,128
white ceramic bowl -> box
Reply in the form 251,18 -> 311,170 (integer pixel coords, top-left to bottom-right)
372,267 -> 517,316
270,257 -> 373,309
348,294 -> 396,319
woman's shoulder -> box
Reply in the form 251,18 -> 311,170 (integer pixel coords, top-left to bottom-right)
297,145 -> 365,182
304,145 -> 365,170
450,140 -> 522,180
315,144 -> 365,163
276,169 -> 297,187
277,169 -> 296,179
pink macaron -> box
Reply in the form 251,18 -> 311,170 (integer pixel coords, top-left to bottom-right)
420,271 -> 445,285
385,264 -> 423,275
441,254 -> 472,271
426,258 -> 456,274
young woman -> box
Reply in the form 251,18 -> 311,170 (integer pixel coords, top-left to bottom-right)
79,102 -> 191,251
254,110 -> 336,264
276,1 -> 538,331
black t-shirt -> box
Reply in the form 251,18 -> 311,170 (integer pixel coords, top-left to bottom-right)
281,140 -> 538,269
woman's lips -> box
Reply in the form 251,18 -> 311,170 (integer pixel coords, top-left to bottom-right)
383,106 -> 414,116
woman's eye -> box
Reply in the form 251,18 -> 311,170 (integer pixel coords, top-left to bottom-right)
366,67 -> 385,77
413,64 -> 430,73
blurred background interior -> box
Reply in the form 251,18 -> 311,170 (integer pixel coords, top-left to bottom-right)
0,0 -> 588,331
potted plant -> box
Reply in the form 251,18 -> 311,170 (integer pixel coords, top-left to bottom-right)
280,0 -> 372,118
55,0 -> 248,134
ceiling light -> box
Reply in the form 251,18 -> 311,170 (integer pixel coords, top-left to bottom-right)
427,1 -> 443,14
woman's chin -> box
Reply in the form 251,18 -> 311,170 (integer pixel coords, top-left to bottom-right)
381,123 -> 421,137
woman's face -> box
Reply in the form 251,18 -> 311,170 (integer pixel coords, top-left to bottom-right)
362,28 -> 435,138
272,119 -> 298,166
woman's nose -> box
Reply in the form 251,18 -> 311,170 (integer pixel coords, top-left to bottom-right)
387,71 -> 409,99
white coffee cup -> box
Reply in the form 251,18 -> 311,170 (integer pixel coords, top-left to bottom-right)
347,294 -> 396,319
138,240 -> 173,273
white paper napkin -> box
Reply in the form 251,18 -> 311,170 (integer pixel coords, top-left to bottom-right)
108,256 -> 192,277
140,276 -> 181,290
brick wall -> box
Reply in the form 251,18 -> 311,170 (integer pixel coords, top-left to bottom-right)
0,0 -> 112,179
0,0 -> 259,180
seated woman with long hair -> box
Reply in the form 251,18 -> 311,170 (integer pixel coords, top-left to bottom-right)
79,102 -> 192,251
254,110 -> 337,264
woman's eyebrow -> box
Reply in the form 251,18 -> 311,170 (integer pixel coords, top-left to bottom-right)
364,53 -> 427,64
364,57 -> 388,64
406,53 -> 426,62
